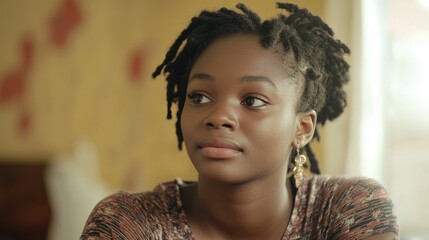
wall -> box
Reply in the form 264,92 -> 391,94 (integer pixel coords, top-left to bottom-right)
0,0 -> 326,191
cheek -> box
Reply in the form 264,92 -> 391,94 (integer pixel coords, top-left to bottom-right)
246,113 -> 296,156
180,105 -> 191,137
180,103 -> 201,142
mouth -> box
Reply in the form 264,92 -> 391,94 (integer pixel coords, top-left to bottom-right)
197,137 -> 243,159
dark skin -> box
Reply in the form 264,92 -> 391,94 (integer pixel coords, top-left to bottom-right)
179,34 -> 394,240
179,34 -> 314,239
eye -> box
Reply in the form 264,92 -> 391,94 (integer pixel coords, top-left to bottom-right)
242,96 -> 269,108
187,91 -> 211,104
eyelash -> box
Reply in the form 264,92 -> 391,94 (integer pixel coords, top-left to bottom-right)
241,95 -> 270,108
187,91 -> 211,105
187,91 -> 270,108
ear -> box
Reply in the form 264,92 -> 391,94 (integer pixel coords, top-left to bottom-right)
293,110 -> 317,148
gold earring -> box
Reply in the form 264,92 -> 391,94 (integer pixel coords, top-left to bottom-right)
293,146 -> 307,188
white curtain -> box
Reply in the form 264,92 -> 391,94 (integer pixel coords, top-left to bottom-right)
325,0 -> 429,238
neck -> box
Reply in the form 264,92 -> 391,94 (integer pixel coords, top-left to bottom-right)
190,168 -> 293,239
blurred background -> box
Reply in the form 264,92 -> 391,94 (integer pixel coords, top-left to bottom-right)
0,0 -> 428,239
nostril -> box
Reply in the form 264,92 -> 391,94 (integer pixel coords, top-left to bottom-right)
205,121 -> 234,130
204,112 -> 238,130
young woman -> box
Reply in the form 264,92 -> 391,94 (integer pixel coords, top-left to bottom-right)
81,3 -> 398,239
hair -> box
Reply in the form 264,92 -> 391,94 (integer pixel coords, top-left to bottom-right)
152,3 -> 350,182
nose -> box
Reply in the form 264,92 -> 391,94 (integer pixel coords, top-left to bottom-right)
204,102 -> 238,131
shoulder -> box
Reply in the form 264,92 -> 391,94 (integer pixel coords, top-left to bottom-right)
306,175 -> 399,239
313,175 -> 397,214
80,180 -> 184,239
309,175 -> 392,200
90,182 -> 175,219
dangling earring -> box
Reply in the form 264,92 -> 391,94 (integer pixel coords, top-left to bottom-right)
293,146 -> 307,188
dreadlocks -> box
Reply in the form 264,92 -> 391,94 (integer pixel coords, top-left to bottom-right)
152,3 -> 350,177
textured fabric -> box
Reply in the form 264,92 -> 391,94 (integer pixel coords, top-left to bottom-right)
81,175 -> 399,240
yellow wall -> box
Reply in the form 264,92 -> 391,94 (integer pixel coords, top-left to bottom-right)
0,0 -> 325,191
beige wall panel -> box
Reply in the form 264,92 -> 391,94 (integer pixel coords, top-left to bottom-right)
0,0 -> 326,191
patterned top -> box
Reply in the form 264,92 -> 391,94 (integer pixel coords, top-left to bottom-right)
81,175 -> 399,239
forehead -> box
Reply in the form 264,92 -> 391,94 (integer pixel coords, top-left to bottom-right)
190,34 -> 299,83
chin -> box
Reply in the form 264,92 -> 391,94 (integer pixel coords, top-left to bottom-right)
193,160 -> 251,184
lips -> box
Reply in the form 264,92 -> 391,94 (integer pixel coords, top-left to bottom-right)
197,137 -> 243,159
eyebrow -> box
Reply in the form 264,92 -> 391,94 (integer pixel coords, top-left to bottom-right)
189,73 -> 214,82
239,75 -> 278,89
189,73 -> 278,89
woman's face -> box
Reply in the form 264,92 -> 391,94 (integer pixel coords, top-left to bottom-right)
181,34 -> 303,184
